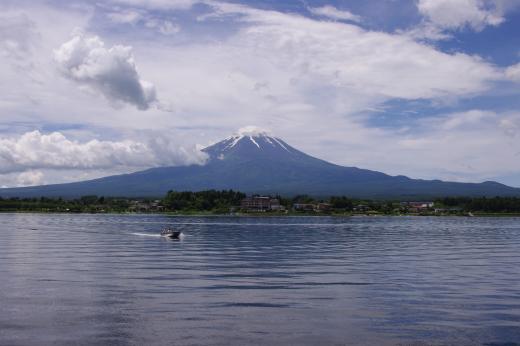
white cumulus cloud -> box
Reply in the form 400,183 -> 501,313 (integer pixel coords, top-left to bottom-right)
409,0 -> 506,41
403,0 -> 519,41
417,0 -> 504,30
54,32 -> 157,110
0,131 -> 207,174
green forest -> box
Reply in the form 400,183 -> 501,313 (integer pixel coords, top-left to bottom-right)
162,190 -> 245,213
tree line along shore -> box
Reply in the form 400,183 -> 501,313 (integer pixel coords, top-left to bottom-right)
1,190 -> 520,216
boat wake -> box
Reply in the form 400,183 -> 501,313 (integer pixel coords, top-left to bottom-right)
131,232 -> 186,239
131,232 -> 161,237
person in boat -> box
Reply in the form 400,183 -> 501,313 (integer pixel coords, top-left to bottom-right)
161,228 -> 181,238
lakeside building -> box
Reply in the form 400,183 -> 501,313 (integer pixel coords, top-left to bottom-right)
401,201 -> 434,208
316,203 -> 332,212
434,207 -> 464,214
269,199 -> 286,211
241,196 -> 281,212
353,204 -> 371,212
400,201 -> 434,213
293,203 -> 316,212
129,199 -> 165,212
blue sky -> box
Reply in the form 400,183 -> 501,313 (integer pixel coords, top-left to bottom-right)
0,0 -> 520,187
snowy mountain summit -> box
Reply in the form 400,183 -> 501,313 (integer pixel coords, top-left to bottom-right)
203,126 -> 296,161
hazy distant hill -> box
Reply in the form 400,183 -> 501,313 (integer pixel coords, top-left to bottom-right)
1,132 -> 519,199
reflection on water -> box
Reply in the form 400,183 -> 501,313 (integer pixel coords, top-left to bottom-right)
1,214 -> 520,345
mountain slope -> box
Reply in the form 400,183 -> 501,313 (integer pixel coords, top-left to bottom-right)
1,131 -> 519,198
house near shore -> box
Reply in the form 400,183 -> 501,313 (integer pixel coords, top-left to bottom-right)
129,199 -> 165,212
241,196 -> 282,212
316,203 -> 332,212
269,198 -> 286,211
293,202 -> 332,212
353,204 -> 371,212
293,203 -> 316,212
400,201 -> 434,213
434,207 -> 463,214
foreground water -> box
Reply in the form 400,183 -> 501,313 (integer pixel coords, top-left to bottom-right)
1,214 -> 519,345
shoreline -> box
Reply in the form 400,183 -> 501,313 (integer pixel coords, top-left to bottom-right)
2,211 -> 520,217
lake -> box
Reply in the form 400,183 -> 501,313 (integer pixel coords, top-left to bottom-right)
0,214 -> 519,345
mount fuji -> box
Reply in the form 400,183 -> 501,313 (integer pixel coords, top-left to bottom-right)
1,127 -> 519,199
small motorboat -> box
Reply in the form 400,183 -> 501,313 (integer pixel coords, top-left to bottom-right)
160,228 -> 181,239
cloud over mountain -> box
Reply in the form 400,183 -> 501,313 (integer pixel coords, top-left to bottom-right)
16,170 -> 44,187
0,131 -> 207,174
54,32 -> 157,110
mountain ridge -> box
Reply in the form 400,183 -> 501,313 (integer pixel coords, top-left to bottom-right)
1,131 -> 518,199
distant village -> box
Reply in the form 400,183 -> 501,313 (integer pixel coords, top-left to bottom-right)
122,196 -> 444,214
1,191 -> 519,215
127,195 -> 461,215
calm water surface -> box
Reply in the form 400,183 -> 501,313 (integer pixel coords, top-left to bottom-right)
0,214 -> 519,345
